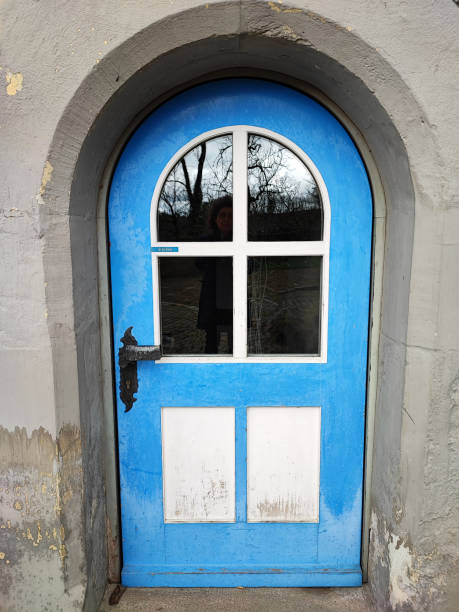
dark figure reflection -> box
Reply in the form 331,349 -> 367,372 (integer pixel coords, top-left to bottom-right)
196,196 -> 233,354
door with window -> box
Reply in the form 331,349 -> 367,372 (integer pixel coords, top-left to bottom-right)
109,79 -> 372,586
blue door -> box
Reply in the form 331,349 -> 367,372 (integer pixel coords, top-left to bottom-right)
109,79 -> 372,587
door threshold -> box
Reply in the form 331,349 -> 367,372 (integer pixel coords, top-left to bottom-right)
101,584 -> 373,611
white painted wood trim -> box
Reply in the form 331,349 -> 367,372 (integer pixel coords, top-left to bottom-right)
150,242 -> 327,256
232,128 -> 247,359
158,355 -> 325,364
153,254 -> 161,346
150,125 -> 331,363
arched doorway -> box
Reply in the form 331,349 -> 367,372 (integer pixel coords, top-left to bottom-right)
6,3 -> 423,607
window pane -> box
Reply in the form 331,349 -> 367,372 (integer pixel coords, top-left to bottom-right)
159,257 -> 233,355
248,134 -> 322,241
248,256 -> 321,355
158,135 -> 233,241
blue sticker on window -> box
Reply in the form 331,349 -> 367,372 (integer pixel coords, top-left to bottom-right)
151,246 -> 179,252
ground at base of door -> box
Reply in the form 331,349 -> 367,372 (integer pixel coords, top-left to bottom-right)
99,585 -> 376,611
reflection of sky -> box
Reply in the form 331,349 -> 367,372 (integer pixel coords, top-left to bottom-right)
182,135 -> 232,192
248,135 -> 316,196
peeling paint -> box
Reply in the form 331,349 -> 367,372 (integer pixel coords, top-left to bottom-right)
278,24 -> 301,41
0,426 -> 85,609
5,71 -> 23,95
388,535 -> 416,608
369,510 -> 455,610
259,22 -> 308,44
370,511 -> 417,607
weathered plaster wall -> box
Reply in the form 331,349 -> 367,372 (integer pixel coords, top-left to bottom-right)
1,1 -> 458,610
0,427 -> 86,609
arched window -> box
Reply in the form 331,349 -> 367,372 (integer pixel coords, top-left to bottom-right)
150,126 -> 330,362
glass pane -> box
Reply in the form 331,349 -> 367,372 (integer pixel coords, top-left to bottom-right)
248,134 -> 322,241
159,257 -> 233,355
248,256 -> 321,355
158,135 -> 233,241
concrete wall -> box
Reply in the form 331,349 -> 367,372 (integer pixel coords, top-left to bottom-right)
0,1 -> 458,610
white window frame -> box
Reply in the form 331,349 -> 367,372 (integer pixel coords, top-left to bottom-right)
150,126 -> 330,363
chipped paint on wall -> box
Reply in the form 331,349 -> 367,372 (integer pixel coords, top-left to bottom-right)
5,71 -> 23,96
0,427 -> 72,564
387,533 -> 417,608
272,24 -> 302,41
370,510 -> 417,608
369,510 -> 453,610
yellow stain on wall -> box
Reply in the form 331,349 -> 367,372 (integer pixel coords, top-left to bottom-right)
0,552 -> 5,559
6,72 -> 23,96
269,0 -> 281,11
62,488 -> 73,505
37,522 -> 42,544
40,161 -> 54,196
268,1 -> 302,13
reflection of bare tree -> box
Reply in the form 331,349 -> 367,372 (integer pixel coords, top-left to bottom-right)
180,142 -> 206,227
158,136 -> 232,240
248,137 -> 287,213
160,166 -> 182,238
248,135 -> 319,218
247,135 -> 322,242
158,133 -> 321,242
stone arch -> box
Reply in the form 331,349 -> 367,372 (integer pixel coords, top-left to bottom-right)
37,3 -> 426,607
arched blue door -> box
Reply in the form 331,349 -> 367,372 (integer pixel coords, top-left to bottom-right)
109,79 -> 372,587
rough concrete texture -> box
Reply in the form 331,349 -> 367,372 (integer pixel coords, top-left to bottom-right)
1,1 -> 459,610
99,586 -> 375,612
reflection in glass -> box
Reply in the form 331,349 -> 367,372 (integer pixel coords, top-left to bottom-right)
248,256 -> 321,355
158,135 -> 233,241
159,257 -> 233,355
248,135 -> 322,241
